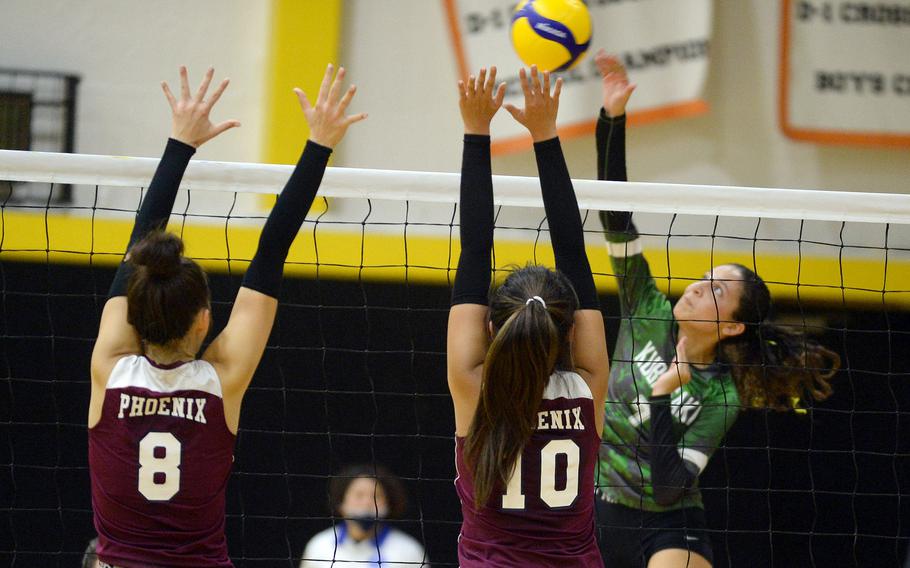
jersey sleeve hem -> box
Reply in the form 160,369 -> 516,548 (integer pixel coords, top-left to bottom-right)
677,447 -> 710,474
607,238 -> 643,257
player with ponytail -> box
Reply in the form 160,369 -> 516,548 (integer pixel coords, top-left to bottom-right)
447,65 -> 610,567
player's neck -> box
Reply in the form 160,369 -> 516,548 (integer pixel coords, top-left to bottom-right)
676,328 -> 717,368
144,342 -> 194,366
344,520 -> 378,543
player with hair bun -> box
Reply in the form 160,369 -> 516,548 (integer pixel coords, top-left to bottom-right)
89,64 -> 365,567
447,64 -> 610,567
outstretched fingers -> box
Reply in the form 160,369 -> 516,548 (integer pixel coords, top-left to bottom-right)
206,78 -> 231,110
294,88 -> 312,112
165,66 -> 239,147
494,82 -> 506,107
530,65 -> 542,95
194,67 -> 214,103
518,67 -> 531,99
316,63 -> 334,106
337,84 -> 357,114
326,66 -> 346,106
211,119 -> 241,137
507,66 -> 560,140
179,66 -> 191,100
300,63 -> 366,148
161,81 -> 177,110
484,66 -> 498,94
345,111 -> 368,126
458,65 -> 506,134
595,50 -> 624,76
457,80 -> 467,103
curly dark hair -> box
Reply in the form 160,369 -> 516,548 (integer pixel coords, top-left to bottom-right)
719,264 -> 840,410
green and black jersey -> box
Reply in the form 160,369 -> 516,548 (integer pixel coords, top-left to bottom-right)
595,112 -> 740,512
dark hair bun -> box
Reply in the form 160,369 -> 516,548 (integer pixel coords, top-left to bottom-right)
128,231 -> 184,278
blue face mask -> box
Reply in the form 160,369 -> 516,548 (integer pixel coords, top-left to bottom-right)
349,514 -> 380,532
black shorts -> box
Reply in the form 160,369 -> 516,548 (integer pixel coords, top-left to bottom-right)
595,494 -> 714,567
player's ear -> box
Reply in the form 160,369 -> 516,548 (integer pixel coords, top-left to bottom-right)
195,307 -> 211,335
721,321 -> 745,339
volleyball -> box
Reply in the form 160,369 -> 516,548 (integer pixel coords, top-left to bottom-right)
510,0 -> 592,72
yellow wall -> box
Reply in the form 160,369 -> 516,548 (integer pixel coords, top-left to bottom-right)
261,0 -> 342,213
263,0 -> 342,164
1,211 -> 906,309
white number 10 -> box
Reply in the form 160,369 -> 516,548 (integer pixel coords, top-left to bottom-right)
138,432 -> 182,501
502,439 -> 580,509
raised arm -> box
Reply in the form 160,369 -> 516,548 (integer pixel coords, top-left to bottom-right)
505,66 -> 609,425
204,64 -> 366,431
592,52 -> 669,319
447,67 -> 505,435
595,50 -> 635,234
91,67 -> 239,386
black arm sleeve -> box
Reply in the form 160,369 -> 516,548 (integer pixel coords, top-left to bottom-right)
595,109 -> 638,239
241,141 -> 332,298
108,138 -> 196,298
648,394 -> 699,507
533,137 -> 598,310
452,135 -> 494,306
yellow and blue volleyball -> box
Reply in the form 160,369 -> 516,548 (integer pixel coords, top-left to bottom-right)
510,0 -> 592,72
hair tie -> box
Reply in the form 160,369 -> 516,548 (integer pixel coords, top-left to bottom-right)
525,296 -> 546,308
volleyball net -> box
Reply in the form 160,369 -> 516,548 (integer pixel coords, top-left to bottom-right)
1,149 -> 908,566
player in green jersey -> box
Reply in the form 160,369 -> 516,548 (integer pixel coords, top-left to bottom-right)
591,51 -> 841,568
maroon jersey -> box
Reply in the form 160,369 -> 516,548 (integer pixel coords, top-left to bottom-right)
455,371 -> 603,567
89,355 -> 236,567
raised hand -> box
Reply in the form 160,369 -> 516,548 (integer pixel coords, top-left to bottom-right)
503,66 -> 562,142
594,50 -> 635,118
651,337 -> 693,396
161,66 -> 240,148
458,66 -> 506,135
294,64 -> 367,149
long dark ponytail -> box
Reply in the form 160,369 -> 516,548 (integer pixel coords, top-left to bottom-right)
127,230 -> 210,346
463,265 -> 577,507
720,264 -> 840,410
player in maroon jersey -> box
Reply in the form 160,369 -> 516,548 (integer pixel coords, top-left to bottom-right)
446,65 -> 610,567
88,64 -> 366,567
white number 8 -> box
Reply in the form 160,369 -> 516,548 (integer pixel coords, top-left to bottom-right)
138,432 -> 181,501
502,439 -> 580,510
